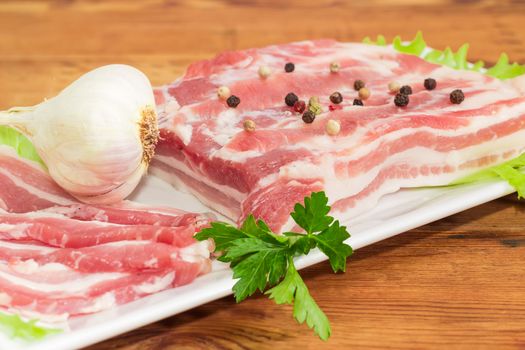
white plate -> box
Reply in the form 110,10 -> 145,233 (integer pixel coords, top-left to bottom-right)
3,175 -> 515,350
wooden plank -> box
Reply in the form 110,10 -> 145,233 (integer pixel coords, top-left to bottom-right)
0,1 -> 524,348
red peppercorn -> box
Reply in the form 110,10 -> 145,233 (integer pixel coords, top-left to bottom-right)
293,100 -> 306,113
329,104 -> 342,111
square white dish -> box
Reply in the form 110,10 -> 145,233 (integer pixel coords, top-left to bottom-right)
1,174 -> 515,350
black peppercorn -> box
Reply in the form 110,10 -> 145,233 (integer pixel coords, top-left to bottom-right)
330,92 -> 343,104
285,92 -> 299,107
399,85 -> 413,95
302,111 -> 316,124
353,99 -> 364,106
424,78 -> 437,91
450,89 -> 464,104
394,93 -> 409,107
284,62 -> 295,73
354,80 -> 365,91
226,95 -> 240,108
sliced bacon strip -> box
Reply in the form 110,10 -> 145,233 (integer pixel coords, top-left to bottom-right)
0,145 -> 213,322
0,240 -> 211,273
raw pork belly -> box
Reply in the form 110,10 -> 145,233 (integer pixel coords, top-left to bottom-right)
0,146 -> 212,321
152,40 -> 525,232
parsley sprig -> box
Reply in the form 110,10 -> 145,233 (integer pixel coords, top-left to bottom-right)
195,191 -> 353,340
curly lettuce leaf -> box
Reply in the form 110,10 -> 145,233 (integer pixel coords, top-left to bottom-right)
363,32 -> 524,79
452,153 -> 525,198
392,31 -> 426,56
362,34 -> 386,46
0,313 -> 61,341
0,126 -> 43,165
486,53 -> 525,79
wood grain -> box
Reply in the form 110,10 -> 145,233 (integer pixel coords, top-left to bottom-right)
1,1 -> 525,349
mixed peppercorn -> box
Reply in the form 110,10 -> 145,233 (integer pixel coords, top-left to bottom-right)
450,89 -> 465,104
284,62 -> 295,73
285,92 -> 299,107
226,95 -> 240,108
219,60 -> 467,136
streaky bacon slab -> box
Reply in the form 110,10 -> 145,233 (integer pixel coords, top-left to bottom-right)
152,40 -> 525,232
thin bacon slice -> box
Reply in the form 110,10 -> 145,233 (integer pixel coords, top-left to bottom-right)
0,145 -> 213,322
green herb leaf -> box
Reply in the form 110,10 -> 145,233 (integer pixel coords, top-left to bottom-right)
313,220 -> 353,273
0,313 -> 61,341
266,260 -> 331,341
195,191 -> 352,340
194,222 -> 248,252
231,247 -> 288,302
291,192 -> 333,234
241,215 -> 288,245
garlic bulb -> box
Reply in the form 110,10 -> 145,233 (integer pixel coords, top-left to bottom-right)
0,64 -> 159,204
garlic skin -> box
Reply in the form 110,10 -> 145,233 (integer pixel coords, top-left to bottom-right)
1,64 -> 159,204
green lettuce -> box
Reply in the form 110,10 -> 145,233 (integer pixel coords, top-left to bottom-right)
363,32 -> 525,193
363,31 -> 525,79
0,126 -> 43,165
0,313 -> 61,341
452,154 -> 525,198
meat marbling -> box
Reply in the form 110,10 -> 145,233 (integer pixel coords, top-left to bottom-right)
152,40 -> 525,232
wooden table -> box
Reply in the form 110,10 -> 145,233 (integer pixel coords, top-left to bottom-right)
1,1 -> 525,349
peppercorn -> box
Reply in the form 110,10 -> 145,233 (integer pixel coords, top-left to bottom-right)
354,80 -> 365,91
217,86 -> 231,100
284,62 -> 295,73
424,78 -> 437,91
330,92 -> 343,104
358,87 -> 370,100
308,96 -> 322,115
309,96 -> 320,105
258,65 -> 272,79
243,119 -> 256,132
399,85 -> 413,95
226,95 -> 240,108
329,61 -> 340,73
293,100 -> 306,113
353,99 -> 364,106
285,92 -> 299,107
325,119 -> 341,136
450,89 -> 464,104
388,81 -> 400,94
302,111 -> 316,124
394,93 -> 409,107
